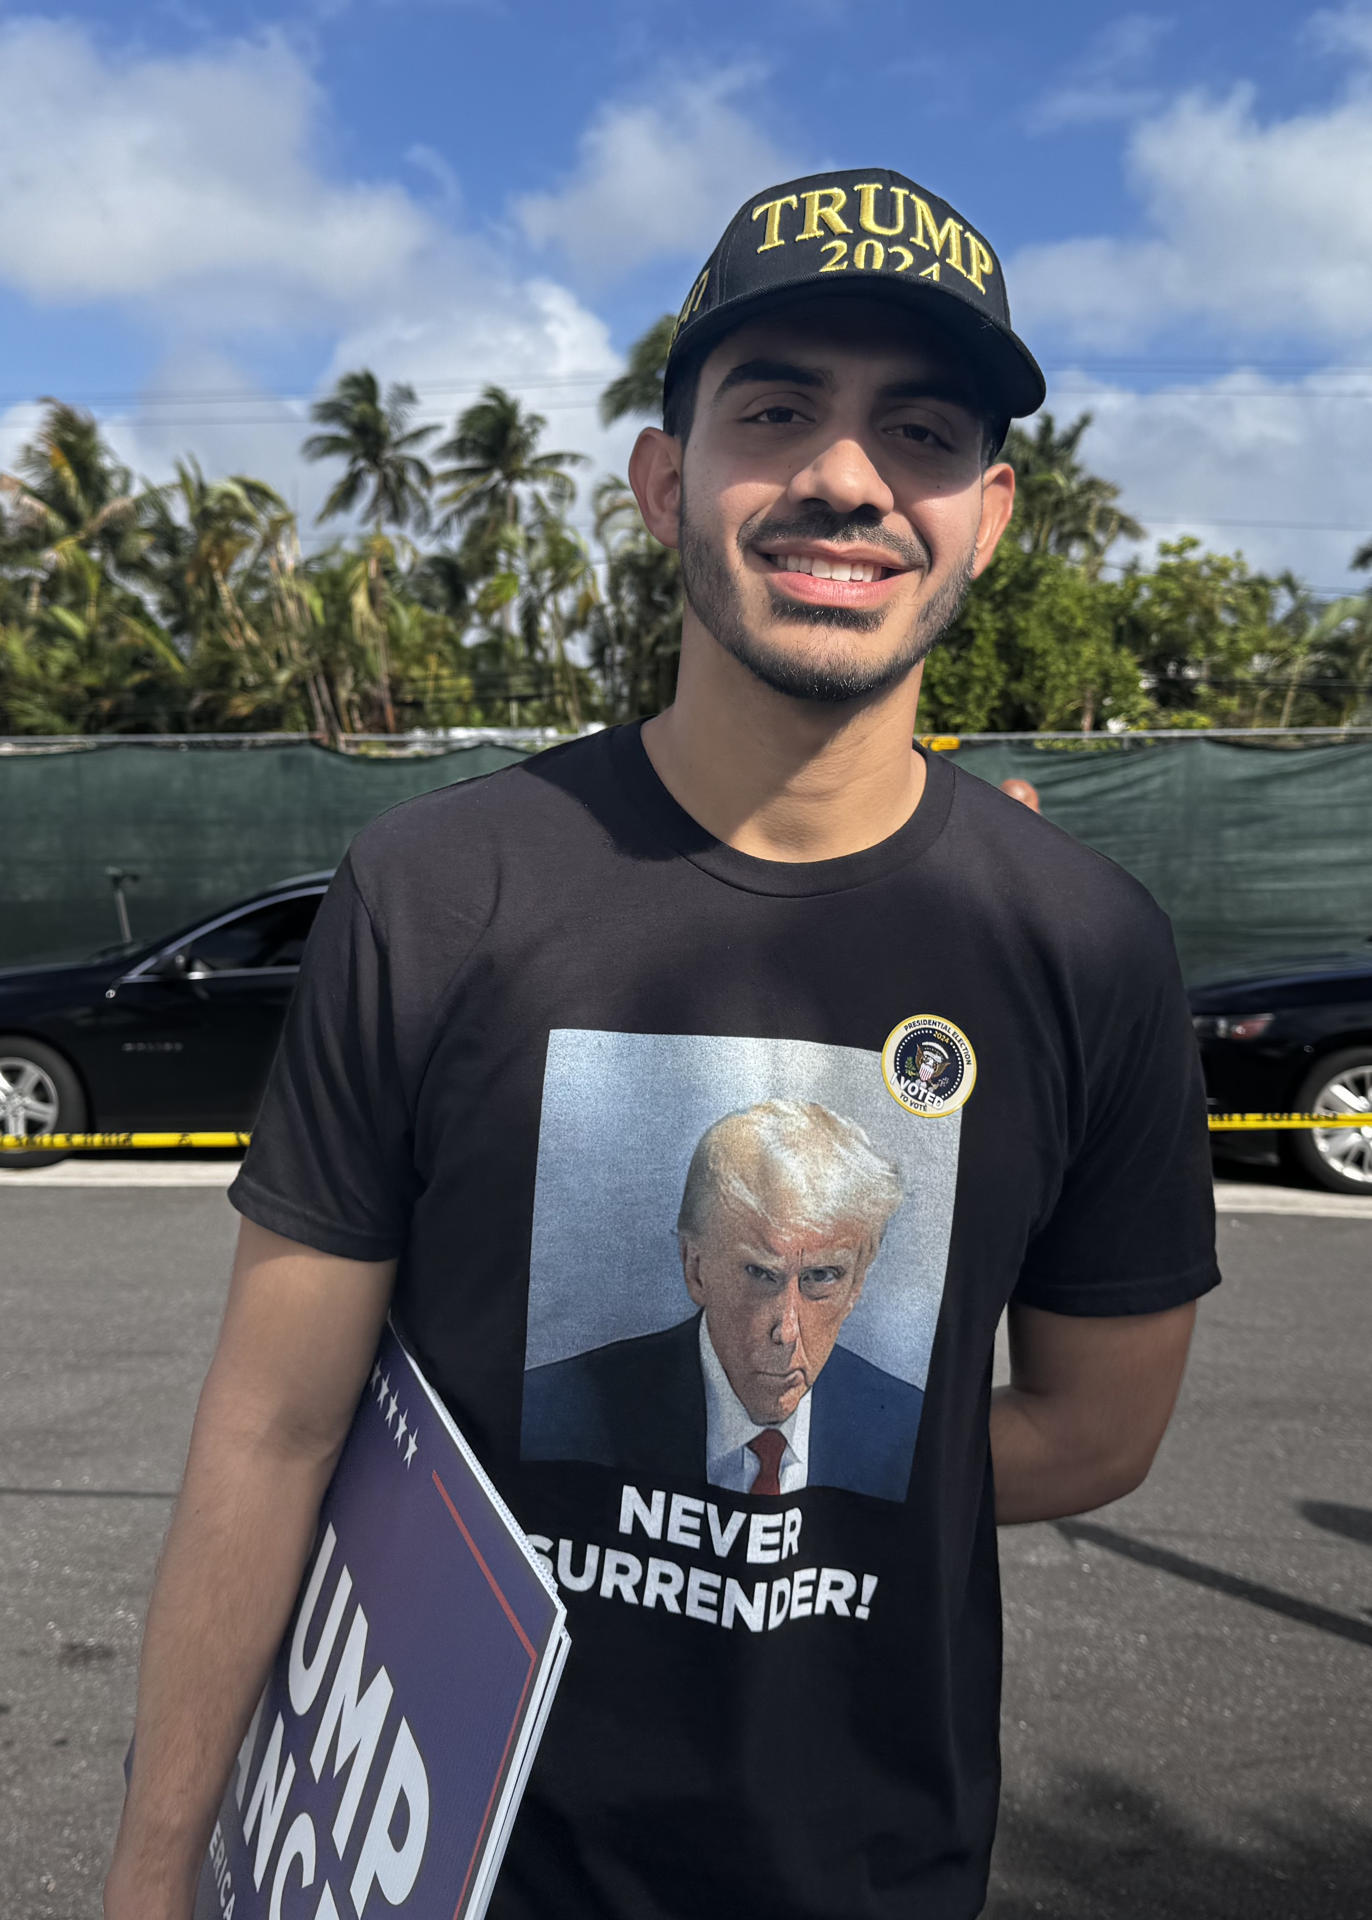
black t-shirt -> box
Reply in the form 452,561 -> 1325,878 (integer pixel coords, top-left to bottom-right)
230,725 -> 1219,1920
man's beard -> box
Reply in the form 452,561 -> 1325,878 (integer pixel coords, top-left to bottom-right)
678,494 -> 976,705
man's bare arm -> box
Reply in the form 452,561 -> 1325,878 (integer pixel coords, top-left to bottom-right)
104,1220 -> 394,1920
991,1300 -> 1197,1525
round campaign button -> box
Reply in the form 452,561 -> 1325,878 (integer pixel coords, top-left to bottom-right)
881,1014 -> 977,1118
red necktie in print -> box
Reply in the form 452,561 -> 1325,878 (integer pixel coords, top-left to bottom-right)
748,1428 -> 786,1497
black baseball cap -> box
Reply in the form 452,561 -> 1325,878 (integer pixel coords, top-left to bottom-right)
664,168 -> 1045,426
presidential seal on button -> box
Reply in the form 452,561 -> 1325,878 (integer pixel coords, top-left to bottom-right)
882,1015 -> 977,1117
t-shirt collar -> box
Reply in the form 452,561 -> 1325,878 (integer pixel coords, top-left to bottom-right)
608,721 -> 954,898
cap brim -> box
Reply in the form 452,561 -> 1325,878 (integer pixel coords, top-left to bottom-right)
666,276 -> 1046,422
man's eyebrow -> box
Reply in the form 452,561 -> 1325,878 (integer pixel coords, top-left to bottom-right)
711,358 -> 830,402
876,377 -> 980,412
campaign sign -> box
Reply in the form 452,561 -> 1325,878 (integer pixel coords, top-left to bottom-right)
196,1324 -> 568,1920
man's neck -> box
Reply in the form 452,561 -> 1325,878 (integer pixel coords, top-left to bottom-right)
641,619 -> 927,864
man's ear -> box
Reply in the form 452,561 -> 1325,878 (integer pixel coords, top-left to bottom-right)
970,461 -> 1016,580
680,1236 -> 706,1307
629,426 -> 683,552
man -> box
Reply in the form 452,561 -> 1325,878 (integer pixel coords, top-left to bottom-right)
999,776 -> 1041,811
107,168 -> 1217,1920
522,1100 -> 922,1500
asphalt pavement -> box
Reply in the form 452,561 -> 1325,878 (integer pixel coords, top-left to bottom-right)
1,1177 -> 1368,1920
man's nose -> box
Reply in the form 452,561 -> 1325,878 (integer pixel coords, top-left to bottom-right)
785,433 -> 894,521
770,1279 -> 802,1347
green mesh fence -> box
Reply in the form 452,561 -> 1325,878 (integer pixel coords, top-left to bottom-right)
0,741 -> 531,966
953,740 -> 1372,979
2,737 -> 1370,979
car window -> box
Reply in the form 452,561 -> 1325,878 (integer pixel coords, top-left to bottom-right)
181,894 -> 322,972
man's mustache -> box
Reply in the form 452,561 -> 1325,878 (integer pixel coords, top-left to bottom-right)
741,508 -> 930,574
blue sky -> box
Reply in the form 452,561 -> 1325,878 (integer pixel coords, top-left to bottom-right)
2,0 -> 1371,589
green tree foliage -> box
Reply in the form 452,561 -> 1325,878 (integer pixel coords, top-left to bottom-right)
923,543 -> 1151,735
1001,412 -> 1144,577
599,314 -> 676,428
0,379 -> 1367,738
586,477 -> 683,720
433,385 -> 586,538
302,371 -> 436,533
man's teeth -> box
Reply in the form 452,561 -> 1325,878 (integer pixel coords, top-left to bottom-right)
773,554 -> 885,582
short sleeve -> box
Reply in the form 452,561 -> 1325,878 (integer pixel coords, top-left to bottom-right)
1013,920 -> 1221,1317
228,854 -> 415,1261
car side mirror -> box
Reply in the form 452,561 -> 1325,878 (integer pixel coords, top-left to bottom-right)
150,947 -> 206,982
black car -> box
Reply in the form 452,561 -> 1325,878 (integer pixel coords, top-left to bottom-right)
1190,946 -> 1372,1195
0,874 -> 331,1168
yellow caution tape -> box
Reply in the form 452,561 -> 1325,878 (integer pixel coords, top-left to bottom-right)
1,1116 -> 1368,1152
0,1132 -> 251,1150
919,735 -> 961,751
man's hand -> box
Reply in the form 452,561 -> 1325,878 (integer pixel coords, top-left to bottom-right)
991,1300 -> 1197,1525
104,1220 -> 394,1920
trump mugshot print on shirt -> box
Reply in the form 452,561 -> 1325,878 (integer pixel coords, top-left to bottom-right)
519,1030 -> 960,1505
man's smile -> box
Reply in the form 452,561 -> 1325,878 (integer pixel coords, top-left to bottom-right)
750,540 -> 916,609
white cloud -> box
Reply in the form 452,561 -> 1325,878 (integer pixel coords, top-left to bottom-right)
319,278 -> 640,534
514,68 -> 796,285
1043,367 -> 1372,593
0,280 -> 637,554
1308,5 -> 1372,61
0,20 -> 437,323
0,17 -> 646,529
1012,59 -> 1372,349
1027,13 -> 1172,132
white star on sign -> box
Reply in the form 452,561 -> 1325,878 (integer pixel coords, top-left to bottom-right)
369,1361 -> 381,1391
404,1432 -> 418,1468
386,1392 -> 399,1429
378,1371 -> 391,1404
394,1413 -> 407,1450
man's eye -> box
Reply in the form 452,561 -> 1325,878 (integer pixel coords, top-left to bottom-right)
745,1263 -> 778,1283
743,405 -> 808,425
802,1268 -> 843,1289
891,422 -> 951,450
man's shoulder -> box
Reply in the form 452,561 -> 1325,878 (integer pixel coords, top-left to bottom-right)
943,761 -> 1175,967
528,1315 -> 699,1395
822,1341 -> 924,1415
349,732 -> 612,884
341,729 -> 623,960
521,1317 -> 701,1467
809,1345 -> 923,1501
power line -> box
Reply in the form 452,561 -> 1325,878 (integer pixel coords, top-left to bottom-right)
0,373 -> 614,412
1133,514 -> 1371,535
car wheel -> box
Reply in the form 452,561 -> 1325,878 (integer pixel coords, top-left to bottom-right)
0,1036 -> 87,1170
1284,1047 -> 1372,1195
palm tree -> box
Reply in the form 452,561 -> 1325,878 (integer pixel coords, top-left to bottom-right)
303,370 -> 436,532
0,549 -> 184,734
0,401 -> 152,610
303,370 -> 436,731
1002,413 -> 1144,578
430,387 -> 587,723
586,475 -> 682,721
142,467 -> 348,738
599,315 -> 676,427
0,403 -> 184,733
431,386 -> 586,538
145,459 -> 289,650
520,506 -> 599,730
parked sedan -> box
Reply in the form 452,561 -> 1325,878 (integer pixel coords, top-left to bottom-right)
0,874 -> 330,1167
1190,946 -> 1372,1194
